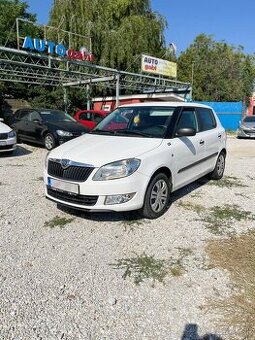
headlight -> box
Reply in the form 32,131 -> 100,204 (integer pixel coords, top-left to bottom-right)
56,130 -> 73,137
93,158 -> 141,181
8,130 -> 16,138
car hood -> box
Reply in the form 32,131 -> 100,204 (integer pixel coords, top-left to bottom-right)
0,121 -> 12,133
48,133 -> 163,167
46,121 -> 88,133
242,122 -> 255,128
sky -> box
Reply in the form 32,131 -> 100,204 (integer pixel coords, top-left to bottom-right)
26,0 -> 255,55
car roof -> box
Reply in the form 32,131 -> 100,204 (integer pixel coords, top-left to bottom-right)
118,102 -> 213,109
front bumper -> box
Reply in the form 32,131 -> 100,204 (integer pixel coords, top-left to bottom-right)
238,128 -> 255,138
0,136 -> 17,152
44,170 -> 150,212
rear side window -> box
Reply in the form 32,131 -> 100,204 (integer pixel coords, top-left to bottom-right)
19,110 -> 30,121
196,108 -> 216,131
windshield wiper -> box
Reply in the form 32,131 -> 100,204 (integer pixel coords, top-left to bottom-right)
113,129 -> 153,137
89,129 -> 116,135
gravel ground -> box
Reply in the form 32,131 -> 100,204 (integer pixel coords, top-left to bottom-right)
0,137 -> 255,340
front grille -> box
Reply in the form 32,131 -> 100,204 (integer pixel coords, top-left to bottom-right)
0,144 -> 14,150
47,187 -> 98,206
48,160 -> 94,182
0,133 -> 8,140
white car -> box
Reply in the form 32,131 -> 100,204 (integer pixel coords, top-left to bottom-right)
0,118 -> 17,153
44,102 -> 226,219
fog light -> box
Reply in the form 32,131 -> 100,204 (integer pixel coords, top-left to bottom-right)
105,193 -> 135,205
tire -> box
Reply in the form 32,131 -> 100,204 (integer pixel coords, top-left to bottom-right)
44,133 -> 56,150
208,151 -> 226,180
140,173 -> 171,219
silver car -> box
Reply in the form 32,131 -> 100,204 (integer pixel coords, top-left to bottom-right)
238,116 -> 255,138
0,118 -> 17,153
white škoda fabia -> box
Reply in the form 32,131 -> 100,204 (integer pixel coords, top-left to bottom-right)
44,102 -> 226,219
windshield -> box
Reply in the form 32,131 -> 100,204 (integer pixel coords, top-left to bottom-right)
39,110 -> 76,122
243,116 -> 255,123
92,106 -> 175,138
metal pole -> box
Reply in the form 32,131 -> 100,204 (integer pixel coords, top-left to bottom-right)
86,84 -> 91,110
16,18 -> 20,49
190,61 -> 195,100
115,73 -> 120,108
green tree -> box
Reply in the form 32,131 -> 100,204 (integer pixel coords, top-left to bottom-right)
0,0 -> 38,48
49,0 -> 167,72
178,34 -> 255,104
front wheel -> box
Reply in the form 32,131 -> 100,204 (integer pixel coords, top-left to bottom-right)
140,173 -> 171,219
44,133 -> 56,150
208,152 -> 226,180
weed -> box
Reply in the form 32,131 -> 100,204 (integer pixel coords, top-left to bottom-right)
201,205 -> 255,235
6,164 -> 24,167
122,219 -> 144,232
35,176 -> 44,181
208,176 -> 248,188
235,193 -> 250,200
247,175 -> 255,181
111,248 -> 192,285
206,231 -> 255,339
178,201 -> 205,214
44,216 -> 74,228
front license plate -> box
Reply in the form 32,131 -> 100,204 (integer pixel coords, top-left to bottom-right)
0,141 -> 7,146
48,177 -> 79,194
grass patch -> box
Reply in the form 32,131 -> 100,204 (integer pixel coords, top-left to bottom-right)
111,248 -> 192,285
208,176 -> 248,188
35,176 -> 44,181
206,231 -> 255,339
178,201 -> 205,214
44,215 -> 74,228
201,205 -> 255,235
122,219 -> 145,232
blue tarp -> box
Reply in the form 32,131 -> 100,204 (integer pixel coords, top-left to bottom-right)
195,101 -> 244,130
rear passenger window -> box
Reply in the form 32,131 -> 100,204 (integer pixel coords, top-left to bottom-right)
196,108 -> 216,131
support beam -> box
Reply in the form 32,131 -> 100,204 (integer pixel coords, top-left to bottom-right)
63,76 -> 115,87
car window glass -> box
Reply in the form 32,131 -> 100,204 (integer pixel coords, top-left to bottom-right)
243,116 -> 255,123
176,110 -> 197,131
80,112 -> 91,120
196,108 -> 216,131
30,111 -> 41,122
40,110 -> 76,122
93,114 -> 103,123
19,110 -> 30,121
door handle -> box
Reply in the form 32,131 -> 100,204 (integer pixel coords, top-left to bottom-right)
199,140 -> 205,145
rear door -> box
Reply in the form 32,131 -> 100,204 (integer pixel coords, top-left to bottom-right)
195,107 -> 223,173
14,109 -> 30,139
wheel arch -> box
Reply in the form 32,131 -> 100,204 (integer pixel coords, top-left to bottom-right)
149,166 -> 173,190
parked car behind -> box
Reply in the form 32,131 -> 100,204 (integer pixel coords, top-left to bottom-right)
0,118 -> 16,153
238,115 -> 255,138
74,110 -> 109,130
11,108 -> 88,150
44,102 -> 227,219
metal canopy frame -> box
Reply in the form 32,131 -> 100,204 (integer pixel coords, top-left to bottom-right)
0,46 -> 191,107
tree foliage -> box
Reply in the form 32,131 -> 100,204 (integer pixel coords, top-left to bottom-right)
177,34 -> 255,104
49,0 -> 167,72
0,0 -> 37,47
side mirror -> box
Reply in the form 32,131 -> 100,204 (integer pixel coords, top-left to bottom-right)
176,127 -> 196,137
33,119 -> 42,124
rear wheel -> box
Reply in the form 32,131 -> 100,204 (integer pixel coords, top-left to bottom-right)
208,151 -> 225,180
141,173 -> 171,219
44,133 -> 56,150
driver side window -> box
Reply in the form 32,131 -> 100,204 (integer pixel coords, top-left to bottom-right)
30,111 -> 41,122
176,110 -> 197,131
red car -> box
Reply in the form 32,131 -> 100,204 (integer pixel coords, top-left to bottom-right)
74,110 -> 109,130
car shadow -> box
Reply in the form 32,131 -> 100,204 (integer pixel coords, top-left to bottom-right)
56,177 -> 210,222
0,145 -> 32,157
181,323 -> 223,340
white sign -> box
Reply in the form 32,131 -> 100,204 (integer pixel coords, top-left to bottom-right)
141,55 -> 177,78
